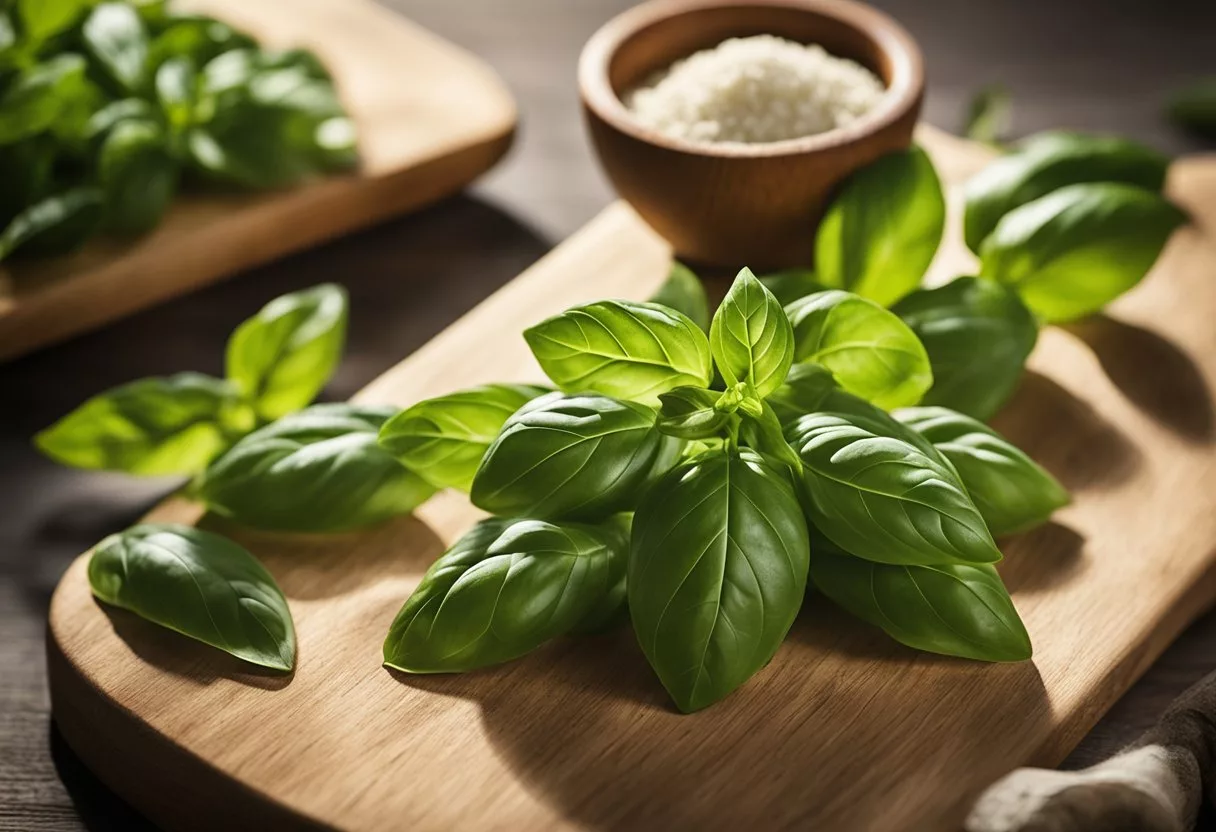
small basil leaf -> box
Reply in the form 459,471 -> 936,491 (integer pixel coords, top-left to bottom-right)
786,290 -> 932,410
18,0 -> 88,43
99,119 -> 178,235
1169,79 -> 1216,141
199,404 -> 435,533
893,277 -> 1038,421
758,268 -> 824,307
809,534 -> 1030,662
979,182 -> 1186,322
0,54 -> 88,145
378,383 -> 549,491
35,372 -> 240,475
767,363 -> 838,425
89,524 -> 295,671
814,146 -> 945,307
470,391 -> 675,520
524,300 -> 712,406
225,283 -> 348,421
964,132 -> 1170,252
656,386 -> 730,440
787,408 -> 1000,566
739,399 -> 803,474
629,447 -> 810,713
82,3 -> 150,93
963,84 -> 1011,146
894,406 -> 1069,536
710,267 -> 795,399
649,261 -> 710,332
156,55 -> 199,134
0,187 -> 102,261
383,515 -> 629,673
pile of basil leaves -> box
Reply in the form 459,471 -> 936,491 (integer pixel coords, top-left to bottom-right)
0,0 -> 356,262
40,130 -> 1183,713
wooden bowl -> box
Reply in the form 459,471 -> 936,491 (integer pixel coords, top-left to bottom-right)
579,0 -> 924,270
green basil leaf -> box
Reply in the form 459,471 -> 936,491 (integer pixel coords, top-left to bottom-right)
1169,78 -> 1216,141
629,447 -> 810,712
710,267 -> 795,399
758,268 -> 824,307
766,363 -> 838,425
89,523 -> 295,671
524,300 -> 712,406
963,84 -> 1011,146
809,534 -> 1030,662
979,182 -> 1186,322
787,409 -> 1000,566
383,515 -> 630,673
0,12 -> 15,60
225,283 -> 348,421
786,290 -> 932,410
82,3 -> 149,93
35,372 -> 241,475
649,261 -> 710,332
0,187 -> 103,261
656,386 -> 730,440
894,406 -> 1069,536
18,0 -> 87,43
739,399 -> 803,475
99,118 -> 178,235
814,146 -> 945,307
85,97 -> 158,145
378,383 -> 549,492
892,277 -> 1038,421
156,55 -> 199,134
0,54 -> 88,146
964,132 -> 1170,252
471,391 -> 675,520
148,16 -> 255,75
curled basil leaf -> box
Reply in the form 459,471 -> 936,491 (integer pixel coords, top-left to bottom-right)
89,523 -> 296,671
523,300 -> 712,406
786,290 -> 932,410
377,383 -> 548,491
710,267 -> 794,399
383,516 -> 629,673
470,392 -> 674,520
895,406 -> 1069,536
0,187 -> 103,260
629,447 -> 810,713
656,386 -> 730,440
82,3 -> 150,93
980,182 -> 1186,323
649,261 -> 710,332
893,277 -> 1038,421
199,404 -> 435,532
35,372 -> 240,475
99,118 -> 178,234
225,283 -> 348,421
814,146 -> 945,307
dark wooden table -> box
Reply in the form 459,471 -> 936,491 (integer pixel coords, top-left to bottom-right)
2,1 -> 1214,828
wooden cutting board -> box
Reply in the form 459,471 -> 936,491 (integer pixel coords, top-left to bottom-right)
0,0 -> 515,362
46,127 -> 1216,831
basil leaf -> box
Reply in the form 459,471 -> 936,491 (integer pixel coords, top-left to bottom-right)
979,182 -> 1186,322
19,0 -> 87,43
383,516 -> 629,673
148,16 -> 255,75
156,56 -> 199,134
809,535 -> 1030,662
0,12 -> 15,60
89,524 -> 295,671
895,406 -> 1069,536
739,399 -> 803,475
84,97 -> 158,145
629,447 -> 810,712
99,119 -> 178,235
649,261 -> 709,332
656,386 -> 729,440
524,300 -> 712,406
470,391 -> 675,520
767,363 -> 838,425
35,372 -> 241,475
225,283 -> 348,421
758,268 -> 824,307
893,277 -> 1038,421
786,290 -> 932,410
0,188 -> 103,260
787,409 -> 1000,566
710,267 -> 795,399
198,404 -> 435,533
963,84 -> 1011,146
1169,79 -> 1216,141
964,132 -> 1170,253
82,3 -> 150,93
0,54 -> 88,146
814,146 -> 945,307
377,383 -> 549,491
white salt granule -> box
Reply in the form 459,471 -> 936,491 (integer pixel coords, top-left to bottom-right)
625,35 -> 886,145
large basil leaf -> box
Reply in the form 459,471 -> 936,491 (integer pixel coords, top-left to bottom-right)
470,392 -> 674,520
225,283 -> 348,421
0,54 -> 88,146
895,406 -> 1069,536
82,3 -> 150,93
378,383 -> 548,491
383,516 -> 629,673
710,267 -> 794,399
0,188 -> 103,260
786,290 -> 932,410
649,261 -> 709,332
19,0 -> 88,43
809,535 -> 1030,662
979,182 -> 1186,322
98,119 -> 178,234
524,300 -> 712,406
35,372 -> 240,475
198,404 -> 435,533
788,410 -> 1000,566
656,386 -> 730,440
629,447 -> 809,713
89,524 -> 295,671
1170,79 -> 1216,141
963,132 -> 1170,252
814,146 -> 945,307
893,277 -> 1038,421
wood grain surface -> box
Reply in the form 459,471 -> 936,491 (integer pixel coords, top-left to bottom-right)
0,0 -> 516,362
43,126 -> 1216,831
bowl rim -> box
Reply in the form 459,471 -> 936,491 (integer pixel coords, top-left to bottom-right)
578,0 -> 925,158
